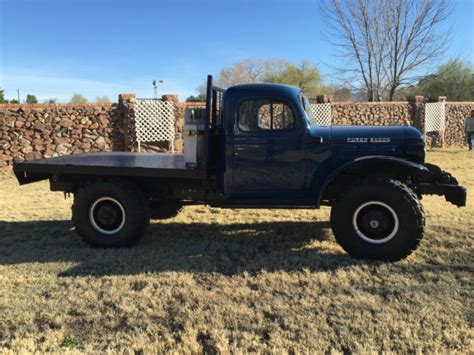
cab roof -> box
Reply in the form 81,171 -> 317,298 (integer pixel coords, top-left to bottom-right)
225,83 -> 303,98
221,83 -> 307,128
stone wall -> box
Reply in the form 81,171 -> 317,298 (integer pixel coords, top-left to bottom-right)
1,93 -> 472,171
0,94 -> 206,171
0,102 -> 125,170
445,103 -> 474,146
331,102 -> 411,126
322,96 -> 472,147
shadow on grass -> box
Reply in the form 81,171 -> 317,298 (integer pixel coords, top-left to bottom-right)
426,148 -> 468,154
0,219 -> 369,276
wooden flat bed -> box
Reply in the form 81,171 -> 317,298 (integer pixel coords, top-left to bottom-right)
13,152 -> 206,184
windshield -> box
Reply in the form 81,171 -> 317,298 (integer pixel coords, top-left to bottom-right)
300,93 -> 314,124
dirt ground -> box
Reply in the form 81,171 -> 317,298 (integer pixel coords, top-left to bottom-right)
0,149 -> 472,353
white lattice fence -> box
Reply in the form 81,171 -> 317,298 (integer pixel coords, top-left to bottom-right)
425,102 -> 446,133
135,99 -> 175,152
309,103 -> 332,126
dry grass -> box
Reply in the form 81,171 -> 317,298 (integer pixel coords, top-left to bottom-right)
0,149 -> 473,353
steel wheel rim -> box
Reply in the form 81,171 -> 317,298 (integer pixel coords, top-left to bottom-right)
352,201 -> 399,244
89,197 -> 126,235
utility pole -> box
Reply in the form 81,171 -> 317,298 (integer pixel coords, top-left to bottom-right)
152,81 -> 157,99
17,89 -> 20,103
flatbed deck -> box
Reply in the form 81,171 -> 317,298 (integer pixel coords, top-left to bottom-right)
14,152 -> 206,184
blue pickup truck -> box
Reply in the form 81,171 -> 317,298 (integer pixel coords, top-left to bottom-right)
14,76 -> 466,261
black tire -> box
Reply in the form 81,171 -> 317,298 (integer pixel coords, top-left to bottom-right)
72,180 -> 149,248
330,179 -> 425,261
149,200 -> 183,220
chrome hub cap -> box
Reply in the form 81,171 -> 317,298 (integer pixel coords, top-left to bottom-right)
89,197 -> 126,235
352,201 -> 399,244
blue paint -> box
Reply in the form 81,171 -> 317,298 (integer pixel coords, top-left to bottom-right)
220,83 -> 426,203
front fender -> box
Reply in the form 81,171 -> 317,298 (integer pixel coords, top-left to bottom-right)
315,156 -> 429,207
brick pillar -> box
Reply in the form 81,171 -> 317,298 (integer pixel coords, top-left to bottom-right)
429,96 -> 447,103
407,95 -> 425,132
161,94 -> 182,153
316,94 -> 332,103
162,94 -> 178,103
118,94 -> 136,152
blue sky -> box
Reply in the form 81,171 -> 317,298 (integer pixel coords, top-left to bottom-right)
1,0 -> 473,102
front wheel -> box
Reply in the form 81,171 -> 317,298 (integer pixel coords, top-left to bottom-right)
330,179 -> 425,261
72,180 -> 149,247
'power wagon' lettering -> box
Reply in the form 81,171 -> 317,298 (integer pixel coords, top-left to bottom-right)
346,137 -> 391,143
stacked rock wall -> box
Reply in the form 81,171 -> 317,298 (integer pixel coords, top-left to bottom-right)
331,102 -> 411,126
0,103 -> 124,170
1,94 -> 473,171
444,103 -> 474,146
327,99 -> 472,147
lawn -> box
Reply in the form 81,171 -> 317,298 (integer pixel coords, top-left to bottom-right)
0,150 -> 472,353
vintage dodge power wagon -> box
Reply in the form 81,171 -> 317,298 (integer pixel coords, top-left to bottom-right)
14,76 -> 467,261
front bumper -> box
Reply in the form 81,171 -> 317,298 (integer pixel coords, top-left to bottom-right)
415,163 -> 467,207
418,183 -> 467,207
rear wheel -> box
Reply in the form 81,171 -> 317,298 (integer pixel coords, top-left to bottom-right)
330,179 -> 425,261
72,181 -> 149,247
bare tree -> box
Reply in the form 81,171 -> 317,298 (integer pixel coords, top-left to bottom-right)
321,0 -> 387,101
195,58 -> 323,96
195,59 -> 271,95
320,0 -> 451,101
218,58 -> 288,88
383,0 -> 451,100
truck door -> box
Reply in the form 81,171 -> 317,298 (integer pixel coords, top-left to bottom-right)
230,99 -> 306,197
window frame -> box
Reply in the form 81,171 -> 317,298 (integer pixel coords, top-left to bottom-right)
236,98 -> 298,135
299,92 -> 314,124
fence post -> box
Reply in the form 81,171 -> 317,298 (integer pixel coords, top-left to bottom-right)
407,95 -> 425,132
162,94 -> 180,153
316,94 -> 332,104
119,94 -> 136,152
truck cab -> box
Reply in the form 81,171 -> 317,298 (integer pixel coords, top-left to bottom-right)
13,75 -> 467,261
220,84 -> 314,200
208,80 -> 430,207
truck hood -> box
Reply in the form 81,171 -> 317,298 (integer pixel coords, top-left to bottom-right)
308,125 -> 423,145
307,124 -> 425,163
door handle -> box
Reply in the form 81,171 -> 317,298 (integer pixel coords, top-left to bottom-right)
235,145 -> 260,150
311,136 -> 324,144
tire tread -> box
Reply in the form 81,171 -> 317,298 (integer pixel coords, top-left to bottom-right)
72,179 -> 149,248
330,177 -> 425,261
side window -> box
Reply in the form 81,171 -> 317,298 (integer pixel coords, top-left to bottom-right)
238,100 -> 294,132
238,100 -> 260,131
